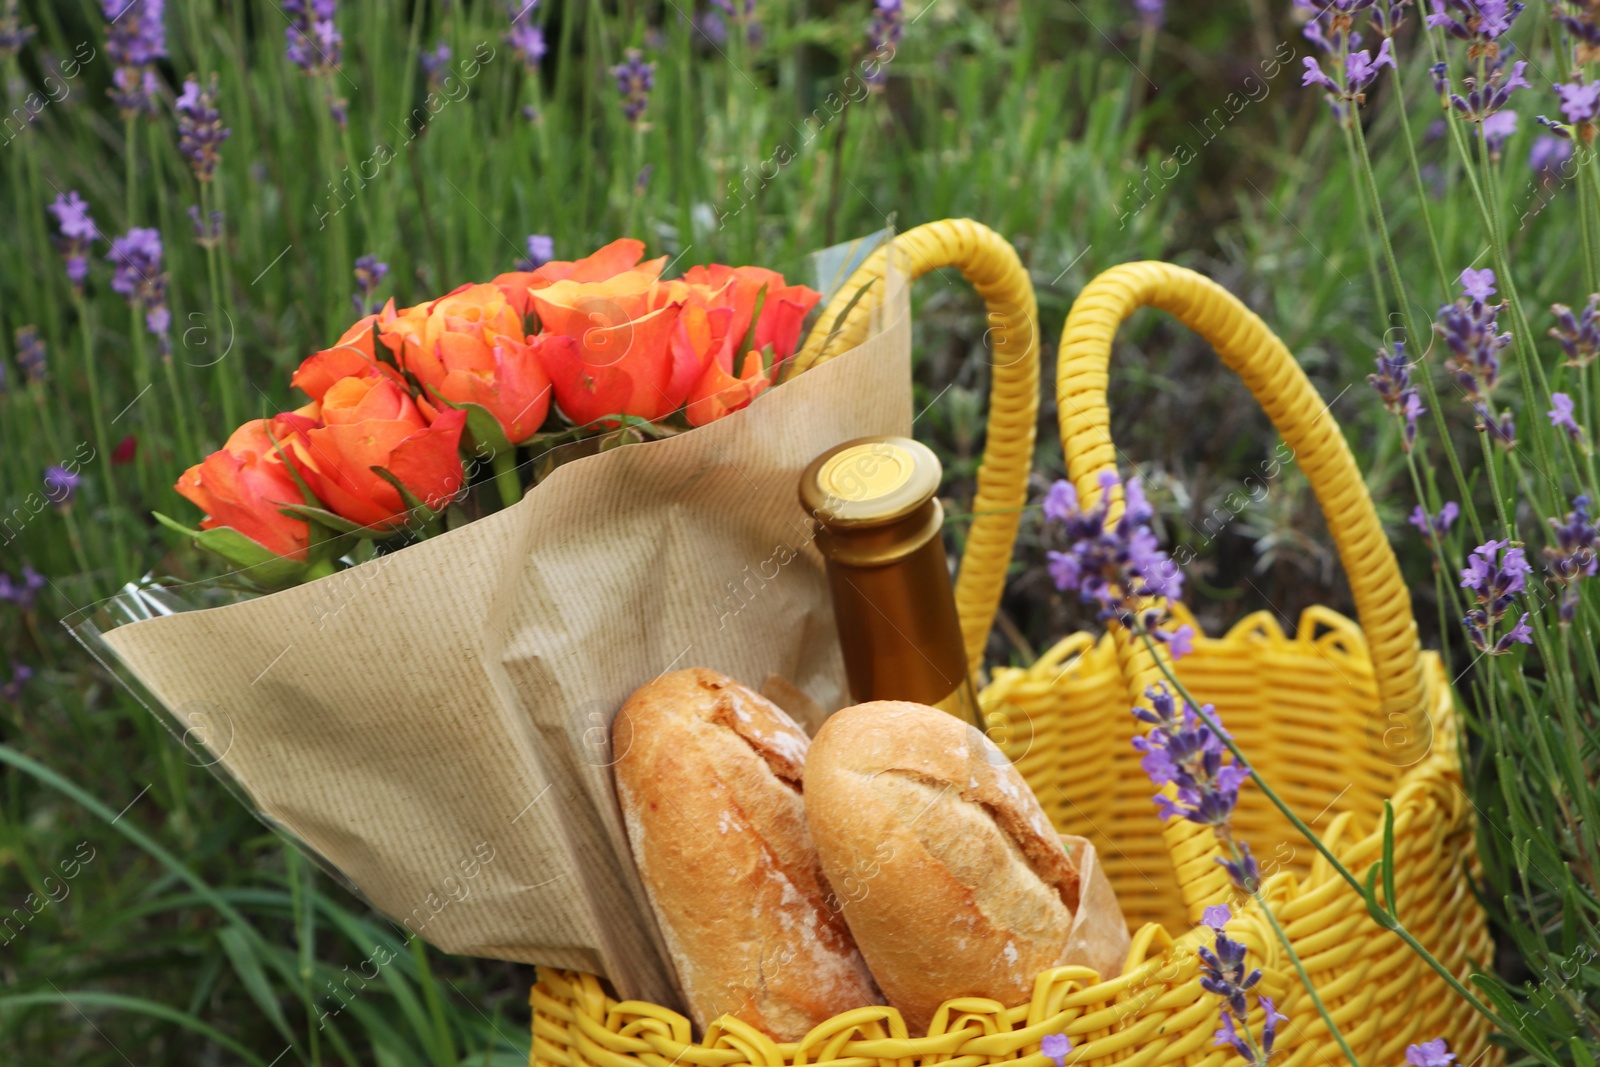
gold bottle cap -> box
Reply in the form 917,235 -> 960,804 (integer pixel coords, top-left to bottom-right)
800,436 -> 942,528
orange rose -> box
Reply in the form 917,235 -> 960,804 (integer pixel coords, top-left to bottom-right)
175,418 -> 310,560
492,238 -> 668,318
291,300 -> 399,402
667,265 -> 821,427
379,283 -> 561,445
527,271 -> 688,425
281,375 -> 467,530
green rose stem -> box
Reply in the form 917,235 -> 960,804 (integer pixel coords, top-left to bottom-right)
1130,626 -> 1555,1065
491,448 -> 521,510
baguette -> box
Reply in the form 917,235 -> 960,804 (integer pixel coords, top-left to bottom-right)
612,668 -> 879,1040
803,700 -> 1081,1033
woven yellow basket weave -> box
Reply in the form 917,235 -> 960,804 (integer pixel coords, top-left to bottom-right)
529,221 -> 1496,1067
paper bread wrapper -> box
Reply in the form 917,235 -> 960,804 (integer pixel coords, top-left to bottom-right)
1058,836 -> 1131,985
97,265 -> 911,1008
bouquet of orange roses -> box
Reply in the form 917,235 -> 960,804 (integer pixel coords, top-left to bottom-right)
75,231 -> 909,1004
163,239 -> 823,587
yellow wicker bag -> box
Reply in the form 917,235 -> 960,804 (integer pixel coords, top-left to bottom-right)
529,220 -> 1496,1067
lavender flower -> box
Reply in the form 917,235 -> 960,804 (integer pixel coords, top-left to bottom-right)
1197,910 -> 1282,1064
865,0 -> 903,86
1,663 -> 32,703
1409,501 -> 1459,544
1367,342 -> 1411,411
1043,472 -> 1184,628
48,191 -> 100,290
1548,392 -> 1587,446
1461,538 -> 1535,653
13,326 -> 45,385
1302,37 -> 1394,105
107,227 -> 171,345
1133,685 -> 1250,838
1039,1032 -> 1072,1067
1436,267 -> 1511,403
420,40 -> 451,87
1132,0 -> 1164,31
285,0 -> 341,72
352,254 -> 389,316
175,74 -> 230,183
1426,0 -> 1524,49
1402,390 -> 1426,450
187,205 -> 224,248
0,0 -> 36,61
1482,108 -> 1517,154
1545,495 -> 1597,625
515,233 -> 554,272
44,465 -> 80,507
0,566 -> 46,609
1530,133 -> 1574,182
1551,296 -> 1600,366
104,0 -> 165,116
1556,81 -> 1600,124
613,49 -> 654,123
507,21 -> 545,70
1201,904 -> 1232,930
1440,56 -> 1530,125
1479,403 -> 1517,450
1406,1038 -> 1455,1067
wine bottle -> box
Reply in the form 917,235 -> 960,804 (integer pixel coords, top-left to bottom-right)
799,436 -> 982,726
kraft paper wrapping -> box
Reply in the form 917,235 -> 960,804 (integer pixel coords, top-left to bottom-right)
98,266 -> 911,1008
1059,836 -> 1131,984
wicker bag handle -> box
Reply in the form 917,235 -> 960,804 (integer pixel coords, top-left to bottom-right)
793,219 -> 1040,677
1057,262 -> 1427,723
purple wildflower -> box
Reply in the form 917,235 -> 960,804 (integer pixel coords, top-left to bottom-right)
1551,296 -> 1600,366
613,49 -> 654,123
48,187 -> 100,287
43,465 -> 80,507
0,566 -> 46,609
1132,685 -> 1250,850
1426,0 -> 1524,48
1,663 -> 32,703
1367,342 -> 1412,411
420,40 -> 451,87
515,233 -> 555,272
1436,268 -> 1511,403
1043,472 -> 1184,627
865,0 -> 903,86
352,254 -> 389,317
175,74 -> 230,183
1409,501 -> 1460,545
1548,392 -> 1586,445
1437,54 -> 1530,125
507,22 -> 545,70
1039,1032 -> 1072,1067
0,0 -> 36,61
107,227 -> 170,346
1302,36 -> 1395,105
285,0 -> 341,72
693,9 -> 728,45
1545,495 -> 1598,625
1530,135 -> 1574,182
1482,108 -> 1517,153
1198,919 -> 1280,1064
187,205 -> 224,248
1479,403 -> 1517,450
1156,622 -> 1195,661
104,0 -> 165,115
1556,81 -> 1600,124
1406,1039 -> 1455,1067
1201,904 -> 1231,930
1402,390 -> 1426,450
13,326 -> 46,385
1132,0 -> 1164,31
329,95 -> 348,129
1462,539 -> 1535,653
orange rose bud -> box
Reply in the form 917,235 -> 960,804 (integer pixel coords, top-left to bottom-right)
281,375 -> 467,531
380,283 -> 556,444
175,418 -> 311,560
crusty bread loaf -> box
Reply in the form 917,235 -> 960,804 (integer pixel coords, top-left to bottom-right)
612,668 -> 879,1040
803,701 -> 1081,1033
